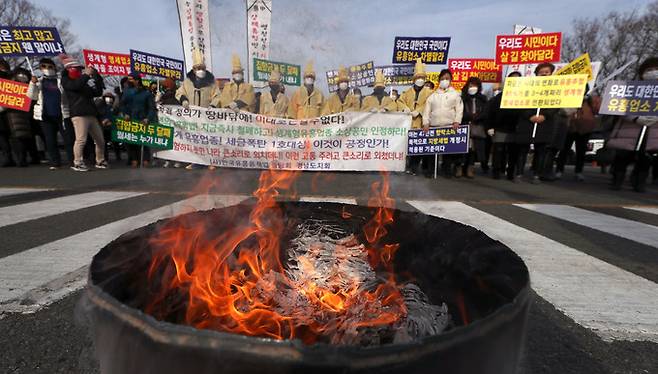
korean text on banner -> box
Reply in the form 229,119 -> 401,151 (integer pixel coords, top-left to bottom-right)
495,32 -> 561,65
555,53 -> 593,80
154,105 -> 410,171
177,0 -> 212,72
506,25 -> 543,77
247,0 -> 272,87
326,61 -> 375,93
130,49 -> 185,81
253,58 -> 301,86
408,126 -> 470,156
449,59 -> 502,83
83,49 -> 131,76
393,37 -> 451,64
0,26 -> 65,57
376,65 -> 415,86
112,118 -> 174,149
599,80 -> 658,117
0,78 -> 31,112
501,74 -> 588,109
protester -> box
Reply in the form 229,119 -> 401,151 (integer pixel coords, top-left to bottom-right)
487,74 -> 521,180
158,78 -> 180,105
4,68 -> 34,167
259,68 -> 289,117
176,48 -> 220,109
389,89 -> 405,112
458,76 -> 488,178
322,66 -> 360,115
120,72 -> 157,168
219,54 -> 255,113
424,81 -> 435,91
27,58 -> 73,170
288,61 -> 324,119
399,59 -> 432,175
95,92 -> 122,163
352,87 -> 363,110
422,68 -> 463,178
513,63 -> 558,183
60,55 -> 107,171
361,70 -> 397,112
0,58 -> 13,167
606,57 -> 658,192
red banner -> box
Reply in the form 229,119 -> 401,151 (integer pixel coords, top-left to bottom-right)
0,78 -> 30,112
83,49 -> 131,76
448,58 -> 502,83
495,32 -> 561,65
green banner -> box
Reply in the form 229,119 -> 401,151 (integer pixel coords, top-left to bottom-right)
112,118 -> 174,149
253,58 -> 301,86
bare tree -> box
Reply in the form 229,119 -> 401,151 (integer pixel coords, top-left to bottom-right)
564,0 -> 658,87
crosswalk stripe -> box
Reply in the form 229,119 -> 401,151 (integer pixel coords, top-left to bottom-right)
0,194 -> 248,313
0,187 -> 50,197
0,191 -> 148,228
299,196 -> 357,205
625,206 -> 658,216
515,204 -> 658,248
408,200 -> 658,343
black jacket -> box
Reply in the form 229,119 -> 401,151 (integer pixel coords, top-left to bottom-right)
159,90 -> 180,105
61,69 -> 104,117
461,93 -> 488,126
486,93 -> 520,134
6,109 -> 32,139
515,108 -> 558,144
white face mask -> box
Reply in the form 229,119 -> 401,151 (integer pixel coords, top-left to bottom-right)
233,73 -> 243,82
195,69 -> 206,79
104,97 -> 113,105
642,69 -> 658,81
304,77 -> 315,86
493,90 -> 501,96
338,82 -> 348,90
467,87 -> 478,95
414,78 -> 425,87
41,69 -> 56,77
439,79 -> 451,89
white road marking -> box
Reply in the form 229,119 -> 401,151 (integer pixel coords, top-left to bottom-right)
0,194 -> 248,314
0,191 -> 147,228
625,206 -> 658,216
408,200 -> 658,343
0,187 -> 50,197
516,204 -> 658,248
299,196 -> 357,205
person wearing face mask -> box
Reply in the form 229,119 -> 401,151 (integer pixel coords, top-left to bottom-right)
120,72 -> 157,168
288,61 -> 325,119
219,54 -> 255,114
158,78 -> 180,105
455,77 -> 488,179
399,59 -> 433,175
176,48 -> 221,109
259,68 -> 289,117
486,73 -> 522,180
361,70 -> 397,113
3,67 -> 34,167
95,92 -> 122,163
322,66 -> 360,115
422,69 -> 464,178
0,58 -> 14,167
606,57 -> 658,192
25,58 -> 73,170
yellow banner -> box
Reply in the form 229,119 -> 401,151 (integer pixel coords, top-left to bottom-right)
555,53 -> 593,80
501,74 -> 588,109
426,72 -> 464,91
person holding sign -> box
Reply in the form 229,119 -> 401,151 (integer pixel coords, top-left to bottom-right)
361,70 -> 397,113
120,72 -> 157,168
0,58 -> 14,167
259,67 -> 289,117
176,48 -> 220,109
288,61 -> 324,119
219,54 -> 255,113
487,73 -> 522,181
400,59 -> 433,175
3,68 -> 33,167
321,66 -> 360,115
457,77 -> 489,179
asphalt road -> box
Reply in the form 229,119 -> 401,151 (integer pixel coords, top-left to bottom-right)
0,163 -> 656,374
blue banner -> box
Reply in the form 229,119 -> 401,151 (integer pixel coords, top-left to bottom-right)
392,36 -> 451,65
130,49 -> 185,81
407,125 -> 469,155
0,26 -> 65,57
599,80 -> 658,117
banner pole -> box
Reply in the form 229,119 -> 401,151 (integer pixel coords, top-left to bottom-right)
531,107 -> 540,139
25,57 -> 34,74
434,154 -> 438,179
140,145 -> 144,168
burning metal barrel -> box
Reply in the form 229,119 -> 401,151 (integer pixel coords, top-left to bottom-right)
83,200 -> 530,374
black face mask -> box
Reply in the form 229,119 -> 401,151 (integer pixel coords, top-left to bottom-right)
0,70 -> 8,79
374,87 -> 385,95
269,84 -> 280,92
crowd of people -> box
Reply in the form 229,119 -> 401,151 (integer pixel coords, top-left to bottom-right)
0,51 -> 656,192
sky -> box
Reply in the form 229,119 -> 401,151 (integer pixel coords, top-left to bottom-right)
32,0 -> 651,89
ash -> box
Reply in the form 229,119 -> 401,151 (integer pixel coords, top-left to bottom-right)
253,219 -> 451,346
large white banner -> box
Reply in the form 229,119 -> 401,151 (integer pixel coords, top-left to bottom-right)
154,106 -> 410,171
177,0 -> 212,72
246,0 -> 272,88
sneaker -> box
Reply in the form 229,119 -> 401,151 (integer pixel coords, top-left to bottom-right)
71,163 -> 89,172
173,162 -> 182,168
531,176 -> 541,184
49,166 -> 59,170
575,173 -> 585,182
163,161 -> 170,168
555,172 -> 563,179
513,175 -> 523,183
185,163 -> 195,170
95,161 -> 109,169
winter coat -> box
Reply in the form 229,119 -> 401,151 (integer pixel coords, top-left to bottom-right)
515,108 -> 558,144
159,90 -> 180,105
176,71 -> 220,108
399,86 -> 432,129
461,92 -> 488,138
361,94 -> 398,112
568,96 -> 601,135
61,70 -> 104,118
120,87 -> 157,123
5,109 -> 32,139
259,91 -> 289,117
607,116 -> 658,152
487,93 -> 520,134
288,86 -> 324,119
422,87 -> 464,128
321,91 -> 360,115
219,81 -> 256,112
27,77 -> 70,121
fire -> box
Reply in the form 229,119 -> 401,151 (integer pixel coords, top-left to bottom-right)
145,169 -> 407,344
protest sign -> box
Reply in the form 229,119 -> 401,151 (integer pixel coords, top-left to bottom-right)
375,64 -> 415,86
112,118 -> 174,149
0,78 -> 30,112
599,80 -> 658,116
83,49 -> 131,76
392,36 -> 450,64
326,61 -> 375,92
505,25 -> 542,77
253,58 -> 301,86
501,74 -> 588,109
154,106 -> 410,171
449,59 -> 502,83
407,126 -> 470,155
495,32 -> 561,65
130,50 -> 185,81
555,53 -> 593,80
177,0 -> 212,72
247,0 -> 272,88
0,26 -> 65,57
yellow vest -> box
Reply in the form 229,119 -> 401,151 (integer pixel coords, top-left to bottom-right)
219,81 -> 256,112
361,95 -> 398,112
288,86 -> 324,119
259,91 -> 289,118
321,91 -> 359,116
399,86 -> 432,129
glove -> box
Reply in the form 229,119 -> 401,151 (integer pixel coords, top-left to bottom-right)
182,100 -> 190,109
402,108 -> 411,113
487,128 -> 495,137
370,108 -> 378,113
154,92 -> 162,103
379,109 -> 387,113
411,110 -> 419,117
229,101 -> 238,110
637,116 -> 658,126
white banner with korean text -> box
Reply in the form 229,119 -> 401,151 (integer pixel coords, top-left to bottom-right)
177,0 -> 212,72
154,106 -> 410,171
246,0 -> 272,88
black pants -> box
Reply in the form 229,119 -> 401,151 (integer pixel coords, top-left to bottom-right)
0,131 -> 14,166
102,126 -> 122,161
492,142 -> 516,179
127,144 -> 151,163
516,143 -> 547,177
8,137 -> 31,166
556,132 -> 589,174
40,116 -> 74,167
612,150 -> 652,191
